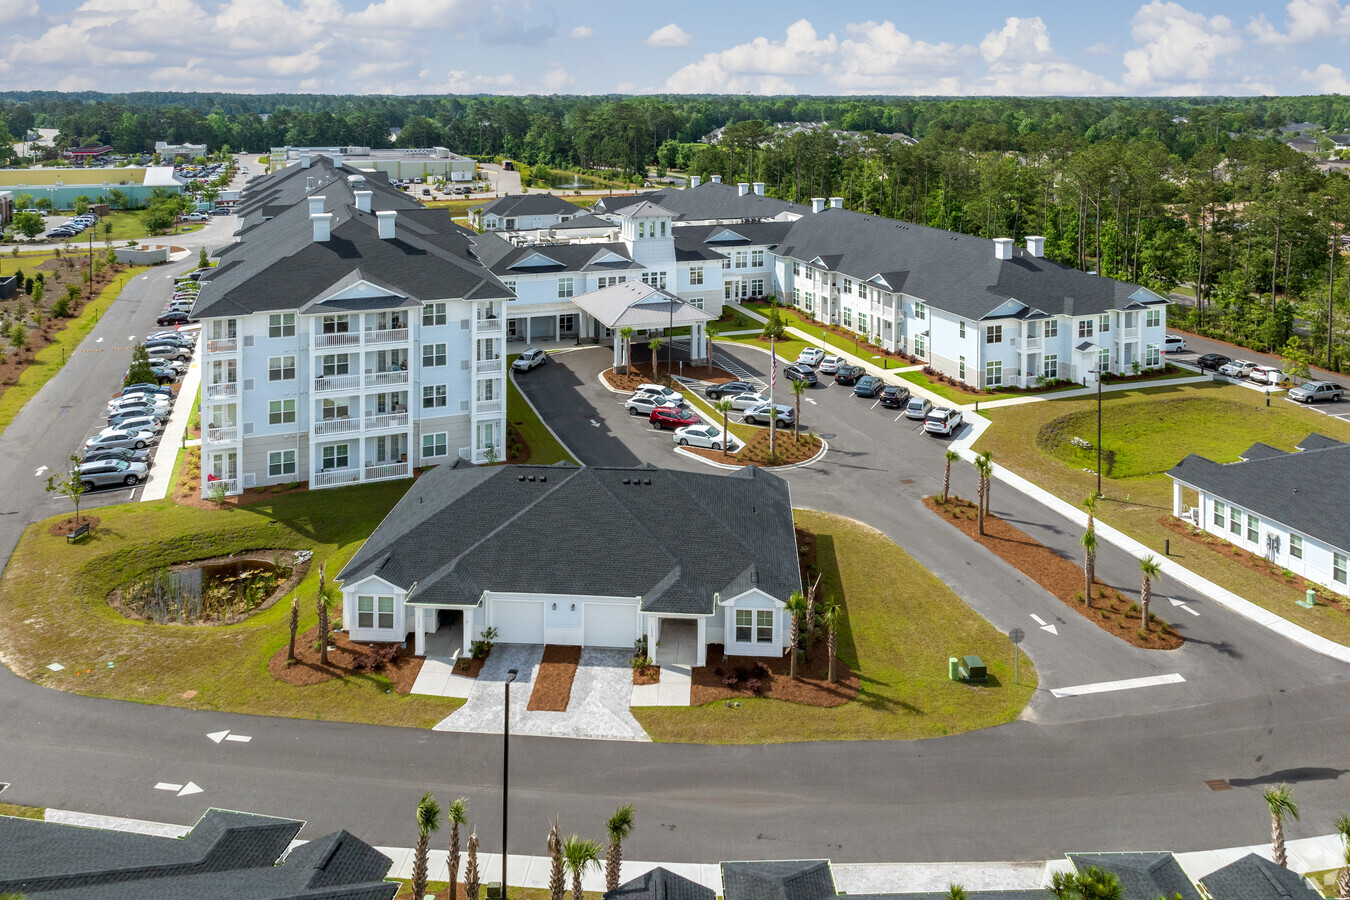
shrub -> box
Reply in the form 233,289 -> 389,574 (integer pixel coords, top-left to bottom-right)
752,660 -> 771,678
723,673 -> 738,688
354,643 -> 400,671
470,626 -> 498,660
746,677 -> 764,695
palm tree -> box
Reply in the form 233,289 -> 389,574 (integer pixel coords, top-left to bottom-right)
713,399 -> 734,456
605,805 -> 636,892
1081,529 -> 1098,607
804,572 -> 821,649
465,829 -> 481,900
946,886 -> 968,900
784,591 -> 806,678
941,449 -> 959,503
316,565 -> 339,665
648,336 -> 664,382
446,797 -> 469,900
979,449 -> 993,516
1335,813 -> 1350,899
1049,867 -> 1124,900
1083,493 -> 1099,534
412,792 -> 441,900
819,598 -> 840,683
548,818 -> 566,900
618,326 -> 634,374
789,378 -> 807,438
561,834 -> 602,900
1265,783 -> 1300,867
286,595 -> 299,663
973,456 -> 990,535
1139,555 -> 1161,631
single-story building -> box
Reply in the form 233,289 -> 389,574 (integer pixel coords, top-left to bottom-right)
335,461 -> 802,668
63,144 -> 113,162
1199,853 -> 1322,900
472,193 -> 585,231
1065,853 -> 1201,900
155,141 -> 207,160
570,279 -> 716,367
1168,433 -> 1350,595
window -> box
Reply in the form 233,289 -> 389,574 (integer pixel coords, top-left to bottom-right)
1044,355 -> 1058,379
1099,314 -> 1111,333
958,356 -> 966,380
1078,319 -> 1094,339
503,280 -> 516,294
690,297 -> 704,309
559,314 -> 576,334
842,308 -> 852,328
843,278 -> 853,294
803,292 -> 814,314
734,251 -> 748,268
321,354 -> 349,377
268,355 -> 295,381
1336,553 -> 1348,584
660,221 -> 666,237
914,334 -> 926,357
1291,534 -> 1303,559
357,595 -> 395,629
689,266 -> 704,286
422,343 -> 447,367
986,325 -> 1002,344
1213,500 -> 1225,528
915,302 -> 926,320
268,313 -> 295,338
792,287 -> 801,304
268,450 -> 296,477
858,312 -> 868,334
1229,505 -> 1242,535
1145,344 -> 1161,367
959,320 -> 966,339
751,278 -> 764,296
1099,348 -> 1110,372
422,384 -> 447,409
792,261 -> 801,276
422,432 -> 447,458
756,610 -> 773,643
598,275 -> 625,288
641,270 -> 667,289
637,221 -> 645,238
268,399 -> 295,425
1043,320 -> 1057,338
1146,309 -> 1161,328
986,360 -> 1003,386
557,277 -> 574,299
1247,513 -> 1259,543
322,398 -> 349,420
735,609 -> 753,643
322,444 -> 349,470
321,314 -> 350,334
736,608 -> 773,643
722,256 -> 732,270
422,302 -> 447,327
751,250 -> 764,267
858,284 -> 868,300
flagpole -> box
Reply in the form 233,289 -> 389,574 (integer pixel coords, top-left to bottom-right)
769,335 -> 776,457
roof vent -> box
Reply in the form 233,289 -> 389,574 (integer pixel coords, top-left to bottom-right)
829,197 -> 843,209
308,196 -> 326,217
690,175 -> 701,188
539,476 -> 547,483
517,474 -> 526,481
622,478 -> 631,485
354,190 -> 372,213
643,479 -> 651,486
377,209 -> 397,239
305,176 -> 315,192
311,212 -> 332,243
738,182 -> 750,196
528,474 -> 537,482
753,182 -> 765,196
301,151 -> 311,169
331,150 -> 343,169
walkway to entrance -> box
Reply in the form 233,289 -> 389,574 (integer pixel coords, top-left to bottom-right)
656,620 -> 697,666
409,617 -> 469,698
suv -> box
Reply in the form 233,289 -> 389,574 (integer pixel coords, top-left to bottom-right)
878,385 -> 912,408
924,407 -> 964,436
1195,353 -> 1231,371
783,364 -> 818,385
853,375 -> 883,397
743,403 -> 795,428
1219,359 -> 1257,379
512,347 -> 547,371
625,394 -> 678,416
649,406 -> 698,430
1289,380 -> 1344,403
634,384 -> 684,405
705,380 -> 754,400
82,446 -> 152,466
74,459 -> 148,491
1250,365 -> 1286,386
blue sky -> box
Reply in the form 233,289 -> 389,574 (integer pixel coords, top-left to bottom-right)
2,0 -> 1349,96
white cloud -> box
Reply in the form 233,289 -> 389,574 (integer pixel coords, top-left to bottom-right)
540,64 -> 573,92
976,17 -> 1118,94
646,23 -> 691,48
1122,1 -> 1241,90
979,17 -> 1050,64
1083,41 -> 1115,57
1249,0 -> 1350,45
666,20 -> 836,93
569,25 -> 592,38
830,20 -> 968,91
0,0 -> 38,24
1302,62 -> 1350,92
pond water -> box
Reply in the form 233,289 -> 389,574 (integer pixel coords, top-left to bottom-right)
547,172 -> 606,190
171,558 -> 277,595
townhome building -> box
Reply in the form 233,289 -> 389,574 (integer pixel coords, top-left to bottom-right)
472,193 -> 584,230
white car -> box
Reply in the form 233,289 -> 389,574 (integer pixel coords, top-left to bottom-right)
796,347 -> 826,367
625,394 -> 679,416
1250,365 -> 1286,386
1218,359 -> 1257,379
512,347 -> 547,371
1162,334 -> 1186,353
109,395 -> 171,413
818,355 -> 844,374
634,383 -> 684,405
673,424 -> 727,450
924,407 -> 964,436
728,391 -> 771,410
86,428 -> 158,450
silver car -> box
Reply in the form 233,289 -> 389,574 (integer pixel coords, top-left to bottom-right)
86,428 -> 157,450
742,403 -> 795,427
74,459 -> 149,491
1289,380 -> 1344,403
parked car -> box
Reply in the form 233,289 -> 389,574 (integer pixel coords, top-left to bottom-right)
118,383 -> 173,398
74,459 -> 149,491
705,380 -> 754,400
650,406 -> 699,430
924,407 -> 964,436
796,348 -> 826,367
143,338 -> 193,354
1195,353 -> 1231,371
783,364 -> 819,385
180,212 -> 209,222
1289,380 -> 1344,403
904,396 -> 933,420
85,428 -> 157,451
107,399 -> 169,419
878,385 -> 912,409
728,391 -> 771,410
834,364 -> 865,385
1249,365 -> 1287,386
673,424 -> 727,450
817,355 -> 844,375
156,311 -> 193,327
1162,334 -> 1187,353
81,446 -> 152,467
634,384 -> 684,405
742,403 -> 795,428
625,394 -> 679,416
512,347 -> 547,371
106,413 -> 164,433
146,345 -> 191,362
853,375 -> 884,397
1218,359 -> 1257,379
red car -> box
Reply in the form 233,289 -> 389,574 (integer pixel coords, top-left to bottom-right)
649,406 -> 698,430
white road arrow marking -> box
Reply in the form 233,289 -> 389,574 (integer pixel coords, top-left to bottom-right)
1030,613 -> 1047,625
1041,623 -> 1058,635
95,337 -> 104,343
35,466 -> 47,478
805,398 -> 817,405
1169,597 -> 1200,616
1169,597 -> 1184,606
224,734 -> 251,743
177,782 -> 203,796
154,782 -> 183,792
206,730 -> 228,743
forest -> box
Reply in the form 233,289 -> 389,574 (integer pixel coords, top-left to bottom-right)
4,91 -> 1350,370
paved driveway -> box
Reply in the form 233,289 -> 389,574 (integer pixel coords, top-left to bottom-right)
433,645 -> 649,742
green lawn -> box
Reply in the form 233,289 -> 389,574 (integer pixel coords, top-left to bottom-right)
421,199 -> 481,217
976,381 -> 1350,644
717,331 -> 811,366
0,802 -> 44,820
898,370 -> 1024,404
0,484 -> 462,728
103,210 -> 204,242
507,355 -> 578,465
632,509 -> 1035,743
682,390 -> 758,442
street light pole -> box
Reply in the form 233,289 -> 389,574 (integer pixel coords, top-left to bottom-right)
502,667 -> 518,900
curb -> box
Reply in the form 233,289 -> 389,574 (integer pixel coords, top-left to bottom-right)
674,436 -> 828,471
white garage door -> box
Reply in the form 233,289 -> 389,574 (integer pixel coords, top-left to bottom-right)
493,600 -> 545,644
583,604 -> 637,648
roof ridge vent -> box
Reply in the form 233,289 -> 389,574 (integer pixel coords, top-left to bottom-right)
528,474 -> 537,482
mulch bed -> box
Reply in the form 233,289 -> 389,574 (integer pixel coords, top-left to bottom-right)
527,644 -> 580,711
684,429 -> 821,467
756,306 -> 914,362
268,621 -> 424,694
603,363 -> 738,391
47,514 -> 101,538
454,656 -> 487,678
927,496 -> 1183,650
691,643 -> 857,706
504,423 -> 530,464
172,446 -> 423,508
632,663 -> 660,685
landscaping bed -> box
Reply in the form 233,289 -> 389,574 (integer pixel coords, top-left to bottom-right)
683,429 -> 821,467
632,662 -> 660,685
527,644 -> 580,711
173,446 -> 312,508
603,362 -> 737,391
925,496 -> 1183,650
47,514 -> 101,538
268,621 -> 424,694
455,656 -> 487,678
692,644 -> 857,706
740,301 -> 914,362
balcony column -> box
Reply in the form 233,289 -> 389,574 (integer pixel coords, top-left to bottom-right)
613,334 -> 624,369
524,316 -> 530,343
1173,481 -> 1184,518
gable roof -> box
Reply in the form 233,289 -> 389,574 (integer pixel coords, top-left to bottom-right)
1067,852 -> 1201,900
603,867 -> 715,900
337,463 -> 801,616
676,221 -> 794,248
472,231 -> 642,276
594,182 -> 809,222
1200,853 -> 1322,900
474,193 -> 585,220
570,280 -> 716,330
721,861 -> 835,900
1168,435 -> 1350,553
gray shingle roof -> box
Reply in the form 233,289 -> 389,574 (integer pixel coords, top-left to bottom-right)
595,183 -> 809,222
604,867 -> 715,900
1168,435 -> 1350,555
337,463 -> 801,615
471,231 -> 643,276
1297,432 -> 1341,451
553,213 -> 620,231
1200,853 -> 1322,900
1067,852 -> 1201,900
675,222 -> 794,247
473,193 -> 585,220
1239,442 -> 1287,461
895,893 -> 1046,900
720,861 -> 835,900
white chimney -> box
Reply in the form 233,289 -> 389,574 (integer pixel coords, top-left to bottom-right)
1026,235 -> 1045,258
311,212 -> 332,242
308,195 -> 326,217
811,198 -> 826,214
332,150 -> 343,169
710,174 -> 722,183
690,175 -> 701,188
738,182 -> 750,196
753,182 -> 765,196
354,190 -> 372,213
377,210 -> 397,239
300,151 -> 311,169
829,197 -> 843,209
993,237 -> 1013,260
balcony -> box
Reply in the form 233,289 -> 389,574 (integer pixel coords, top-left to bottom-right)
364,461 -> 410,482
475,357 -> 504,375
364,412 -> 410,431
205,425 -> 238,443
205,382 -> 237,400
1023,336 -> 1042,352
313,417 -> 361,436
364,370 -> 409,388
474,398 -> 504,417
474,317 -> 504,335
365,327 -> 409,346
312,468 -> 362,489
1123,328 -> 1140,341
314,373 -> 361,393
204,477 -> 239,496
205,338 -> 237,354
314,331 -> 360,349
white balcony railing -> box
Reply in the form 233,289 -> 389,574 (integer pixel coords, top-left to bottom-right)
364,412 -> 410,431
1024,336 -> 1042,352
204,477 -> 239,496
474,317 -> 504,334
365,328 -> 409,346
205,382 -> 237,400
206,425 -> 238,443
314,374 -> 361,393
312,468 -> 362,489
313,417 -> 361,436
1123,328 -> 1140,341
475,357 -> 504,375
474,398 -> 504,417
314,332 -> 360,349
364,462 -> 411,482
205,338 -> 237,354
364,370 -> 409,388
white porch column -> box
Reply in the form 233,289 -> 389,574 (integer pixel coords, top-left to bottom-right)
414,606 -> 426,656
556,313 -> 563,340
695,617 -> 707,667
524,317 -> 530,343
1172,481 -> 1184,518
646,615 -> 659,662
464,602 -> 479,657
613,335 -> 624,368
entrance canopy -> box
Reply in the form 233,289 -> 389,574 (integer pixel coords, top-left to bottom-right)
570,280 -> 714,331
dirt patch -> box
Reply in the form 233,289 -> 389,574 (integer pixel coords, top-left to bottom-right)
603,363 -> 738,391
632,664 -> 660,685
796,525 -> 817,582
684,428 -> 821,467
926,496 -> 1183,650
454,656 -> 487,678
691,643 -> 858,707
46,514 -> 101,538
527,644 -> 580,711
268,621 -> 424,694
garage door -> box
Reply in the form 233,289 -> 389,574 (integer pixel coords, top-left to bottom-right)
583,604 -> 637,648
493,600 -> 545,644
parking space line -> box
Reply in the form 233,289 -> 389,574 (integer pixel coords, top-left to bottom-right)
1050,673 -> 1185,698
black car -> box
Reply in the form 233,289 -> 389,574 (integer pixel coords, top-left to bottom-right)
853,375 -> 884,397
82,446 -> 152,466
783,364 -> 818,385
878,385 -> 912,408
834,364 -> 865,385
156,311 -> 193,327
705,380 -> 755,400
1195,353 -> 1231,372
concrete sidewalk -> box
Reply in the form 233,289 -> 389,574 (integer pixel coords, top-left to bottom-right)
139,327 -> 201,502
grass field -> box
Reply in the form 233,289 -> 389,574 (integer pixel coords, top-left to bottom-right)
0,802 -> 44,819
0,484 -> 462,728
420,199 -> 481,217
632,509 -> 1035,743
976,381 -> 1350,644
717,331 -> 811,366
507,356 -> 578,465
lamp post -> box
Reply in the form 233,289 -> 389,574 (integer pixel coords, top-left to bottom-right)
502,667 -> 518,900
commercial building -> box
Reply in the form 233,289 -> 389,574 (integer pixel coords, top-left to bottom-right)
271,146 -> 477,181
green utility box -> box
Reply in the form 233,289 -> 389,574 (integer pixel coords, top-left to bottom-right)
959,655 -> 987,684
949,657 -> 959,681
486,884 -> 502,900
1298,589 -> 1318,609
